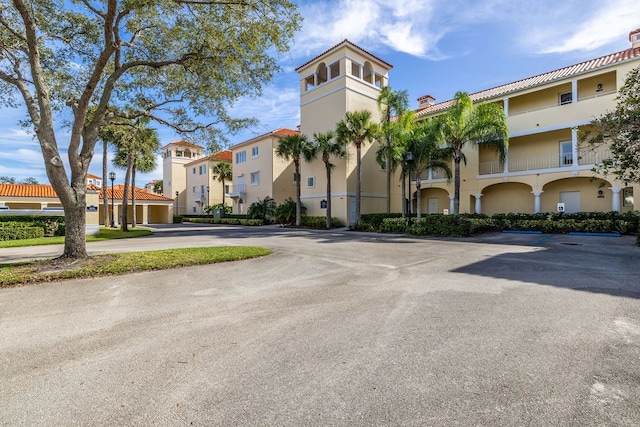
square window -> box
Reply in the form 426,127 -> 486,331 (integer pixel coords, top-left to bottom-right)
306,176 -> 315,188
250,171 -> 260,185
559,92 -> 572,105
236,151 -> 246,163
252,147 -> 259,158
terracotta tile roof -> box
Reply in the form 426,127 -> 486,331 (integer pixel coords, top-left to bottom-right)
184,150 -> 233,166
0,184 -> 59,198
230,128 -> 300,150
102,185 -> 174,201
416,46 -> 640,117
86,173 -> 101,180
295,39 -> 393,72
160,140 -> 204,150
0,183 -> 172,201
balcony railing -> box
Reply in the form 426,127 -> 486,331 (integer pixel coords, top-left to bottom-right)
478,146 -> 612,175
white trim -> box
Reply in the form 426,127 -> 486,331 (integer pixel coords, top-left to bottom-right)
300,75 -> 381,107
300,192 -> 386,199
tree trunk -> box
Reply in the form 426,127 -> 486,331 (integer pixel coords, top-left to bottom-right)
355,143 -> 362,224
400,169 -> 406,218
416,177 -> 422,219
326,164 -> 332,229
131,165 -> 137,228
102,140 -> 109,227
295,159 -> 301,226
121,154 -> 133,231
454,158 -> 461,215
385,146 -> 391,214
62,193 -> 88,259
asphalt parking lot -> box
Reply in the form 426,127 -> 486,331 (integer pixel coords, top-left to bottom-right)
1,225 -> 639,426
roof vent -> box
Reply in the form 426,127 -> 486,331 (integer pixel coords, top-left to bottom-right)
417,94 -> 436,110
630,28 -> 640,48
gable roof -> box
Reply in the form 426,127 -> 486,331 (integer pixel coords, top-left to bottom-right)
295,39 -> 393,72
229,128 -> 300,150
160,140 -> 204,150
184,150 -> 233,166
416,46 -> 640,117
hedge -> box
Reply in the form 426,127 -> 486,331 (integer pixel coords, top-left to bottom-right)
186,217 -> 264,226
301,216 -> 343,229
0,216 -> 65,236
0,226 -> 45,241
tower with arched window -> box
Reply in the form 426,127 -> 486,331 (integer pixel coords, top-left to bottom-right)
296,40 -> 394,225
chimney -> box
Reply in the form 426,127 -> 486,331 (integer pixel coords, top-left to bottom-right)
630,28 -> 640,49
417,94 -> 436,110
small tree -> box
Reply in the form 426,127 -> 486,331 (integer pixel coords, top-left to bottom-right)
313,131 -> 346,229
247,196 -> 276,222
580,66 -> 640,184
211,161 -> 233,207
439,92 -> 508,214
275,198 -> 307,225
153,180 -> 163,194
275,134 -> 316,226
0,176 -> 16,184
336,110 -> 378,224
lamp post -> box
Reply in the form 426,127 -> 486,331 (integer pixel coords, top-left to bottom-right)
175,191 -> 179,216
109,171 -> 116,227
206,185 -> 210,215
405,151 -> 413,225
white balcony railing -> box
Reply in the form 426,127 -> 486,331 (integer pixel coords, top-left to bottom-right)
478,146 -> 613,175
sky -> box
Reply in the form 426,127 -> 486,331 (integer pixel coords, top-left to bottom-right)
1,0 -> 639,187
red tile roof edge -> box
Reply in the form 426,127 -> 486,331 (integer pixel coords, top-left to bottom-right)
416,46 -> 640,116
160,140 -> 205,150
229,128 -> 300,150
295,39 -> 393,72
0,183 -> 173,201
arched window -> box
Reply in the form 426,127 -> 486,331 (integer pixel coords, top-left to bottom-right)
316,62 -> 328,85
363,62 -> 373,84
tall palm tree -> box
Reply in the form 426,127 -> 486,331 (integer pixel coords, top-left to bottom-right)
377,86 -> 409,213
439,91 -> 508,214
376,109 -> 415,216
312,131 -> 346,229
408,119 -> 452,219
111,117 -> 159,231
211,161 -> 232,207
336,110 -> 378,224
275,134 -> 316,226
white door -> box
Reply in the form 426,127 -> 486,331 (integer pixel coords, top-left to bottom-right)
349,197 -> 356,225
428,198 -> 439,214
560,191 -> 580,213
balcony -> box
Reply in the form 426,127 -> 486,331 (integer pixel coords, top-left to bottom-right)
229,184 -> 246,198
478,146 -> 612,175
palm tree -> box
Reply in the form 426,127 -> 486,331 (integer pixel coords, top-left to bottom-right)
377,86 -> 409,213
336,110 -> 378,224
111,117 -> 159,231
407,119 -> 452,219
211,161 -> 232,207
313,131 -> 346,229
247,196 -> 276,222
275,134 -> 316,226
439,91 -> 508,214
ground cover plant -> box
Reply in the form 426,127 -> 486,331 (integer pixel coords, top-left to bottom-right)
0,246 -> 271,288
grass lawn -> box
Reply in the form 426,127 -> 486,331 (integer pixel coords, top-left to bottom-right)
0,246 -> 272,287
0,227 -> 152,248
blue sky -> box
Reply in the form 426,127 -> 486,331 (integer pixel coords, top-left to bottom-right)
1,0 -> 639,187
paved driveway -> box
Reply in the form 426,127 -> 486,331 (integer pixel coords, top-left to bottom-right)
1,225 -> 639,426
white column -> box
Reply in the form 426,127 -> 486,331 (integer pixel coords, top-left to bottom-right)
449,195 -> 455,214
142,204 -> 149,225
609,186 -> 623,212
503,97 -> 509,117
504,147 -> 509,174
473,194 -> 483,214
572,79 -> 578,104
532,191 -> 543,213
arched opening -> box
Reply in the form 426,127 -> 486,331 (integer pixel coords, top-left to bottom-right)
363,62 -> 373,84
316,62 -> 327,85
417,187 -> 450,215
542,177 -> 611,213
481,182 -> 533,215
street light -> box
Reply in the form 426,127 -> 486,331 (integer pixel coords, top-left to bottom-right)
109,171 -> 116,227
405,151 -> 413,225
206,185 -> 210,215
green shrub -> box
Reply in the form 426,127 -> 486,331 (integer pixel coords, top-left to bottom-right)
185,217 -> 264,226
0,226 -> 45,241
275,198 -> 306,224
301,216 -> 343,229
173,215 -> 183,223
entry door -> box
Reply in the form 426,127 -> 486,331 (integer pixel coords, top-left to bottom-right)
560,141 -> 573,167
349,197 -> 356,225
560,191 -> 580,213
428,198 -> 439,214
